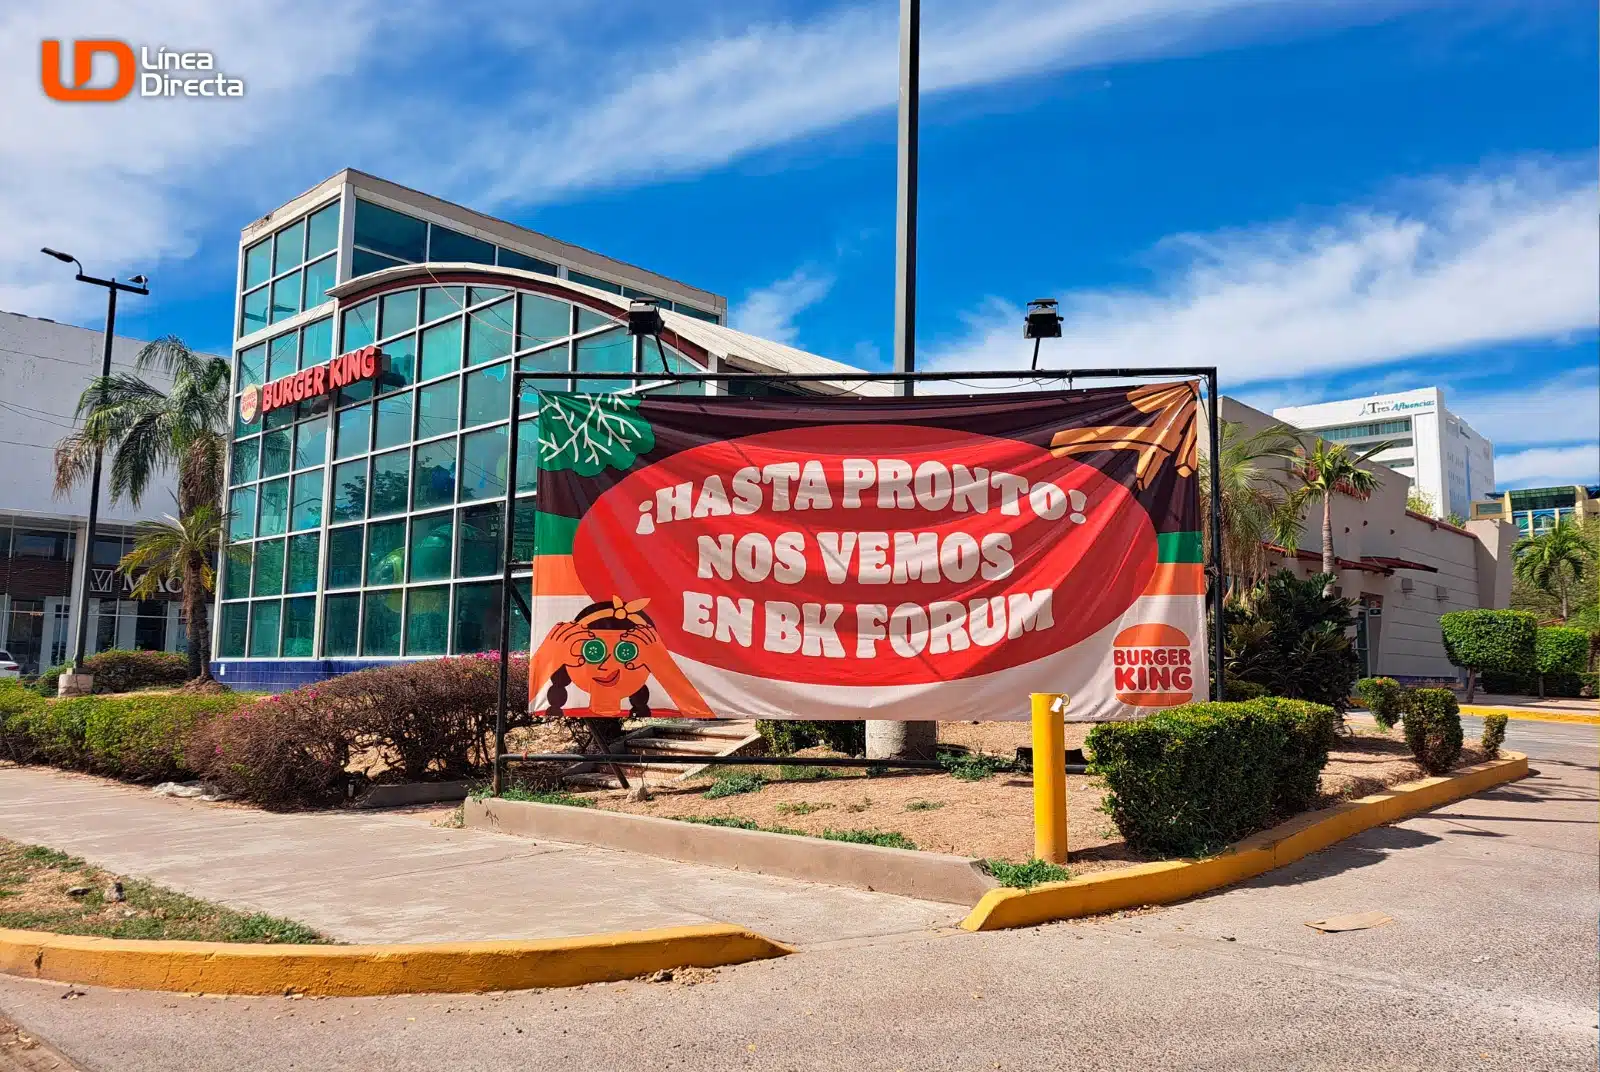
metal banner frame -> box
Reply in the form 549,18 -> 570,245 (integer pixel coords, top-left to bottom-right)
490,366 -> 1224,793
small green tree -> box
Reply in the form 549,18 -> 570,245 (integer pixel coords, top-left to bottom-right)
119,507 -> 224,682
1224,570 -> 1361,711
1283,439 -> 1390,594
1534,626 -> 1590,698
1513,520 -> 1593,622
1439,610 -> 1537,702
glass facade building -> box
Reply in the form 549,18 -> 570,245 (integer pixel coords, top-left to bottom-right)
213,170 -> 840,691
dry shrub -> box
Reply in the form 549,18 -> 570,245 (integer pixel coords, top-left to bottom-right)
192,654 -> 531,810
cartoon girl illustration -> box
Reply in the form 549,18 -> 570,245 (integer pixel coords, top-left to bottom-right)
531,596 -> 713,719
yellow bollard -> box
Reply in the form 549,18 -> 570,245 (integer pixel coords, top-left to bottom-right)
1031,693 -> 1069,864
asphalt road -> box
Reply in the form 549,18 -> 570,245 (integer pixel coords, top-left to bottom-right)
1,717 -> 1593,1072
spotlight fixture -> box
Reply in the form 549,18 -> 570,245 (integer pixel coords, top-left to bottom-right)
625,298 -> 665,338
1024,298 -> 1062,370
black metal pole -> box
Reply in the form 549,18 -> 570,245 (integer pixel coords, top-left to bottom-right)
69,285 -> 117,673
1206,370 -> 1226,701
892,0 -> 919,399
493,378 -> 522,795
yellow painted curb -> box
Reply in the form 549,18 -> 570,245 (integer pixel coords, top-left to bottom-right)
961,752 -> 1529,932
0,923 -> 792,996
1460,706 -> 1600,726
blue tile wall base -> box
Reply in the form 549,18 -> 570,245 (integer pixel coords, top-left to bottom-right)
210,659 -> 423,693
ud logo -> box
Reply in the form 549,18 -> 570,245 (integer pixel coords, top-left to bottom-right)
41,40 -> 136,102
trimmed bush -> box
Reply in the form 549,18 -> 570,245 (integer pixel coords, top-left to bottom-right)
30,649 -> 191,696
1220,678 -> 1270,701
1480,713 -> 1508,760
755,719 -> 866,757
1355,677 -> 1405,729
1439,610 -> 1537,699
0,686 -> 247,781
192,654 -> 531,809
1400,688 -> 1463,774
1086,698 -> 1336,858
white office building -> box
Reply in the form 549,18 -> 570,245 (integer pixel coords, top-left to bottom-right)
0,310 -> 212,674
1273,388 -> 1495,521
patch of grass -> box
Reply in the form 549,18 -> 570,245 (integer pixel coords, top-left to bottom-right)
818,829 -> 917,850
498,788 -> 594,808
843,798 -> 873,813
938,749 -> 1012,782
777,765 -> 839,782
774,801 -> 832,816
982,858 -> 1072,888
904,799 -> 945,812
0,838 -> 329,943
676,816 -> 762,830
702,771 -> 766,799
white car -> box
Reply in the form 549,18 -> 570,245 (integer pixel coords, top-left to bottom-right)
0,651 -> 18,679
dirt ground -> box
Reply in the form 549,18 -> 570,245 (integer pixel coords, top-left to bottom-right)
585,721 -> 1485,870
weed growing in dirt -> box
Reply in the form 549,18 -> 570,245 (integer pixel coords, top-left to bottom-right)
983,858 -> 1071,888
703,771 -> 766,799
777,765 -> 840,782
678,816 -> 762,830
819,829 -> 917,850
904,799 -> 945,812
497,788 -> 595,808
939,749 -> 1012,782
843,798 -> 873,813
775,801 -> 833,816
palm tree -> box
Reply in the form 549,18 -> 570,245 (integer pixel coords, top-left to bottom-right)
53,337 -> 231,678
119,507 -> 225,681
1198,420 -> 1304,594
1513,520 -> 1592,622
1283,439 -> 1389,594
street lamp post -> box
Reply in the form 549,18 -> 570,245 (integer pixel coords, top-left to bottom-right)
39,248 -> 148,693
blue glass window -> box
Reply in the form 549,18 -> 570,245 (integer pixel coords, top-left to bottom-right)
467,300 -> 514,365
237,343 -> 265,388
413,440 -> 456,510
326,527 -> 363,590
352,248 -> 403,279
456,504 -> 502,578
576,328 -> 632,392
576,306 -> 614,333
257,478 -> 289,537
223,544 -> 252,600
230,437 -> 259,485
341,300 -> 377,351
404,587 -> 450,655
306,203 -> 339,259
290,468 -> 323,530
335,404 -> 371,459
281,597 -> 316,657
469,287 -> 508,306
518,344 -> 569,394
452,582 -> 503,654
497,248 -> 557,275
569,271 -> 621,294
419,318 -> 463,380
285,533 -> 319,594
248,600 -> 281,658
361,590 -> 403,656
429,226 -> 494,264
409,513 -> 453,582
366,520 -> 406,586
354,199 -> 427,261
273,220 -> 305,274
322,593 -> 359,656
270,271 -> 301,323
302,255 -> 336,309
375,335 -> 415,394
463,362 -> 510,427
518,294 -> 570,347
244,240 -> 272,290
416,379 -> 459,440
240,288 -> 268,337
294,416 -> 327,469
459,425 -> 508,502
369,449 -> 409,516
253,538 -> 285,597
228,488 -> 256,541
374,393 -> 412,450
267,331 -> 299,381
301,316 -> 334,364
422,287 -> 465,324
380,290 -> 418,338
331,459 -> 367,522
261,429 -> 291,478
218,602 -> 248,658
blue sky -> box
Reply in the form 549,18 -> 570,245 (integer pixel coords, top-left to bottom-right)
4,0 -> 1596,489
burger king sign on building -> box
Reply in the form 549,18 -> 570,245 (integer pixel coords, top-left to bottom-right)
1111,623 -> 1195,708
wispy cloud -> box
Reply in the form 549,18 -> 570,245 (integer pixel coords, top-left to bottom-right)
925,159 -> 1599,384
730,268 -> 835,346
1494,445 -> 1600,489
1452,365 -> 1600,449
1,0 -> 1432,322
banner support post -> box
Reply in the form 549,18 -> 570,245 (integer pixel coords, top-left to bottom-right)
1205,370 -> 1225,701
1031,693 -> 1069,864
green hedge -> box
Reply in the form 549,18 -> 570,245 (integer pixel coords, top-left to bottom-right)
1354,677 -> 1404,729
1401,688 -> 1463,774
1439,610 -> 1537,681
32,649 -> 191,697
0,683 -> 246,782
1480,713 -> 1508,760
1086,697 -> 1337,858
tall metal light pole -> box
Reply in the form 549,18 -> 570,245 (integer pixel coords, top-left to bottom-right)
891,0 -> 919,398
39,248 -> 148,688
870,0 -> 938,761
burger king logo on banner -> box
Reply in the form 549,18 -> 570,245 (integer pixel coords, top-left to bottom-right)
1111,623 -> 1194,707
238,384 -> 261,424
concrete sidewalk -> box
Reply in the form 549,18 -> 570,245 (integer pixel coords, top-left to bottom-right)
0,766 -> 959,947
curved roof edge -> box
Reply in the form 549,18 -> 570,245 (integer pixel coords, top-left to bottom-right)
327,262 -> 890,396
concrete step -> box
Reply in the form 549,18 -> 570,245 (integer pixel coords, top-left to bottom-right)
639,721 -> 758,742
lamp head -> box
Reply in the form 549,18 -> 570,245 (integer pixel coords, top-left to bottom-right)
128,275 -> 148,286
625,298 -> 665,337
41,248 -> 76,264
1023,297 -> 1063,340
